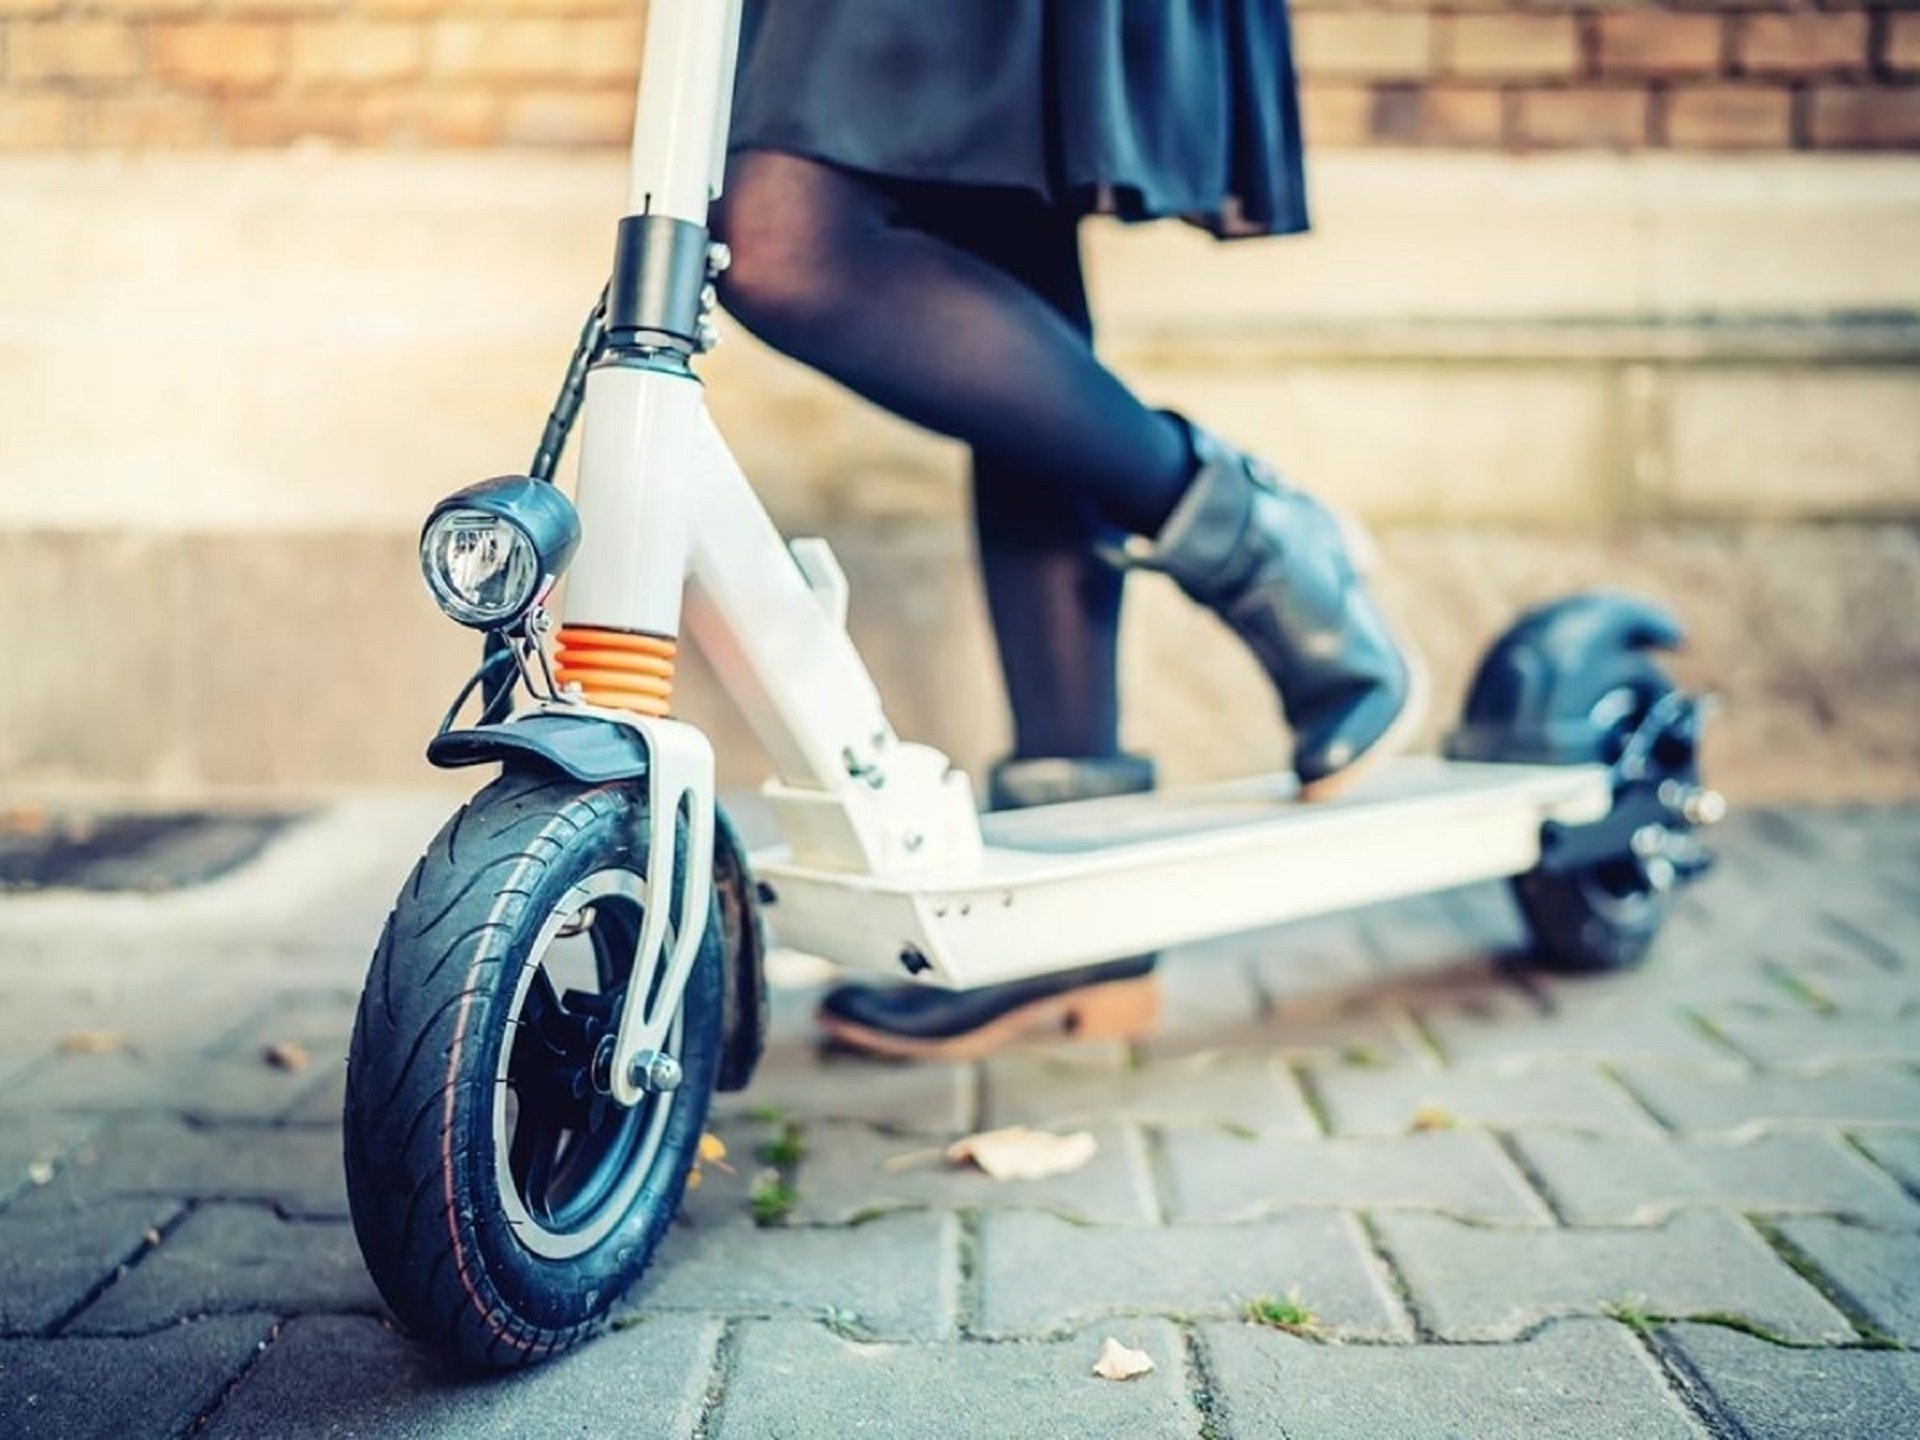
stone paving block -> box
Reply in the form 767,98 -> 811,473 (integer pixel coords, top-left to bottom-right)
0,1111 -> 99,1211
793,1119 -> 1157,1224
980,1047 -> 1315,1135
1618,1065 -> 1920,1135
0,1188 -> 182,1333
1511,1131 -> 1920,1225
713,1318 -> 1200,1440
0,1314 -> 273,1440
1422,992 -> 1741,1072
205,1313 -> 720,1439
1372,1209 -> 1854,1343
1766,949 -> 1920,1014
69,1203 -> 380,1333
1854,1131 -> 1920,1195
1311,1064 -> 1661,1137
1162,1129 -> 1551,1225
51,1115 -> 350,1218
280,1062 -> 346,1126
1152,936 -> 1266,1042
210,987 -> 356,1058
1201,1318 -> 1698,1440
1709,1012 -> 1920,1071
1663,1321 -> 1920,1440
630,1212 -> 956,1341
0,1049 -> 318,1122
976,1211 -> 1409,1340
1775,1217 -> 1920,1345
1240,912 -> 1383,1006
0,981 -> 262,1067
711,1038 -> 973,1134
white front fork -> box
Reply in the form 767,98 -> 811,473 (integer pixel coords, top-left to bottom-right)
555,0 -> 979,1101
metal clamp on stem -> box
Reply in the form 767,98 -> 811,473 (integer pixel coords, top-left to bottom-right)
606,215 -> 712,355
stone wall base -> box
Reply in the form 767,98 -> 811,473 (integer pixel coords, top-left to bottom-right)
5,522 -> 1912,804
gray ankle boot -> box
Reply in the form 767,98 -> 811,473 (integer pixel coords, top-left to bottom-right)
1127,425 -> 1421,796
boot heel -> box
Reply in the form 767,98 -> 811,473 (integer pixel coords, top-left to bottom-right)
1062,975 -> 1161,1041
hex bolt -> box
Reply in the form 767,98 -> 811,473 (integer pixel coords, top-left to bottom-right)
706,240 -> 732,274
628,1050 -> 683,1094
1682,787 -> 1727,827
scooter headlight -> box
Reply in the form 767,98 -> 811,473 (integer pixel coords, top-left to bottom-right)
420,476 -> 580,629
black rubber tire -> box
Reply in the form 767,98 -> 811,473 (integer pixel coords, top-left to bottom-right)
1511,865 -> 1668,974
343,770 -> 722,1369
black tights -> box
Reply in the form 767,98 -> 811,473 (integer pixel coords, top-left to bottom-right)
712,150 -> 1192,760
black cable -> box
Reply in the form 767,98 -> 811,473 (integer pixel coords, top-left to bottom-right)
441,640 -> 522,737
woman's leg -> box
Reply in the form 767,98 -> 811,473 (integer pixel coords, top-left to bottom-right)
893,183 -> 1127,761
711,149 -> 1191,538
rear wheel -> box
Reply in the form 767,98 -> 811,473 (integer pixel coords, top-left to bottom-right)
343,771 -> 721,1368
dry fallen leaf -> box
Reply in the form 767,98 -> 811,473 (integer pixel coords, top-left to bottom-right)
947,1126 -> 1097,1182
143,1228 -> 162,1247
262,1041 -> 311,1073
1408,1102 -> 1455,1133
698,1132 -> 734,1172
684,1167 -> 703,1191
57,1030 -> 131,1056
1092,1336 -> 1155,1381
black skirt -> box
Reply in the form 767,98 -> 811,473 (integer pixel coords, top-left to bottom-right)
729,0 -> 1310,239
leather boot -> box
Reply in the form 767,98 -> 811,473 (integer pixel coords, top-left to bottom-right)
816,755 -> 1161,1060
1126,423 -> 1424,799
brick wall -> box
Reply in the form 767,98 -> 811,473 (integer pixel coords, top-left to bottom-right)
0,2 -> 1916,152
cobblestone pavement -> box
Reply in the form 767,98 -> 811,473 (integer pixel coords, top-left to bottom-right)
0,799 -> 1916,1437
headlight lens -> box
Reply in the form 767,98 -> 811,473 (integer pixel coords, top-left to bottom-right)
421,511 -> 540,626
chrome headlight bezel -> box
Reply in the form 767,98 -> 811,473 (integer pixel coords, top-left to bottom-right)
419,476 -> 581,631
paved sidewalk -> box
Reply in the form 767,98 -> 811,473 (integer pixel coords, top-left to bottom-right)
0,799 -> 1916,1437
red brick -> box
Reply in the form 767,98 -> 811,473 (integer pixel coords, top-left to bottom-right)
1443,15 -> 1581,79
222,93 -> 358,144
288,22 -> 424,84
1889,14 -> 1920,75
8,21 -> 143,82
1808,83 -> 1920,147
1514,86 -> 1649,148
1665,83 -> 1794,149
1739,13 -> 1869,76
217,0 -> 339,18
150,22 -> 284,90
428,18 -> 574,80
0,0 -> 62,17
499,87 -> 632,146
358,88 -> 499,144
1293,14 -> 1433,80
0,89 -> 77,147
1371,83 -> 1506,145
1298,81 -> 1374,147
84,0 -> 205,17
1596,12 -> 1725,77
83,92 -> 217,145
567,17 -> 645,83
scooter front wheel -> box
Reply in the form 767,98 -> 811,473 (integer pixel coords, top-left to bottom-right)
343,771 -> 722,1369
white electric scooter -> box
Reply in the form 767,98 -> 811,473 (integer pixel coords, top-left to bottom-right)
342,0 -> 1721,1369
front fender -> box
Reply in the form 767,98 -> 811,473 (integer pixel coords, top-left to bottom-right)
428,711 -> 652,781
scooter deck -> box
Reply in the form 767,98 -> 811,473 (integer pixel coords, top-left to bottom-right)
751,757 -> 1611,988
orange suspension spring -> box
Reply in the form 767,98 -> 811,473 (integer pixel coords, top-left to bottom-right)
552,626 -> 677,717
